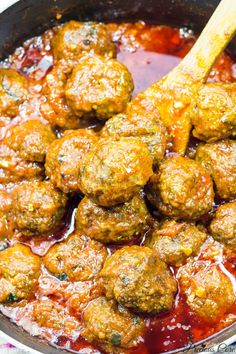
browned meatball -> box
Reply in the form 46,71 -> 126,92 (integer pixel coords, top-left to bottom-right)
191,83 -> 236,142
0,190 -> 13,241
82,297 -> 145,351
33,299 -> 79,334
43,233 -> 107,281
146,220 -> 207,266
65,55 -> 134,120
45,129 -> 98,193
100,245 -> 177,314
101,109 -> 168,166
80,137 -> 153,207
51,21 -> 116,62
0,143 -> 43,184
40,63 -> 79,129
195,140 -> 236,199
13,180 -> 67,236
0,244 -> 41,303
178,260 -> 235,321
147,157 -> 214,220
0,69 -> 28,117
210,202 -> 236,251
76,193 -> 149,244
4,120 -> 56,162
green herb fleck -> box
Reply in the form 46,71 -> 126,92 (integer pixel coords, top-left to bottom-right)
5,293 -> 20,303
111,334 -> 121,346
56,272 -> 68,281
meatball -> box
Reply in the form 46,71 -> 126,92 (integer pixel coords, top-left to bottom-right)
51,21 -> 116,62
100,245 -> 177,314
0,69 -> 28,117
209,202 -> 236,251
5,120 -> 56,162
33,299 -> 79,334
146,221 -> 207,266
147,156 -> 214,220
76,193 -> 149,244
178,260 -> 235,321
0,143 -> 43,184
81,297 -> 145,350
45,129 -> 98,193
65,55 -> 134,120
13,180 -> 67,236
43,233 -> 107,281
191,83 -> 236,142
80,137 -> 153,207
195,140 -> 236,199
40,63 -> 79,129
101,110 -> 167,166
0,190 -> 13,241
0,244 -> 41,303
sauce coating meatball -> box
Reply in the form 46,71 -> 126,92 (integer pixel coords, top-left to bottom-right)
80,137 -> 153,207
191,83 -> 236,142
65,55 -> 134,120
178,260 -> 235,321
45,129 -> 98,193
0,143 -> 43,183
0,69 -> 28,117
147,156 -> 214,220
51,21 -> 116,62
100,245 -> 177,314
0,190 -> 13,241
146,220 -> 207,266
210,202 -> 236,251
76,193 -> 149,244
13,181 -> 67,236
101,109 -> 167,166
0,244 -> 41,303
5,120 -> 56,162
43,233 -> 107,281
195,140 -> 236,199
40,63 -> 79,129
81,297 -> 145,350
33,299 -> 79,334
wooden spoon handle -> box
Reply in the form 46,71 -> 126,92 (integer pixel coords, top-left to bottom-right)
167,0 -> 236,84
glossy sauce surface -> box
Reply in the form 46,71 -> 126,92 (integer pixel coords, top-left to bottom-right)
1,21 -> 236,354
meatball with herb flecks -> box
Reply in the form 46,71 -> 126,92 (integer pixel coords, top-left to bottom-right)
178,260 -> 235,321
101,109 -> 167,166
0,244 -> 41,303
45,129 -> 98,193
195,139 -> 236,199
80,137 -> 153,207
191,83 -> 236,142
43,233 -> 107,281
13,180 -> 67,236
65,55 -> 134,120
81,297 -> 145,350
33,299 -> 79,334
145,220 -> 207,266
5,120 -> 56,162
210,202 -> 236,251
76,193 -> 149,244
147,156 -> 214,220
100,245 -> 177,314
0,143 -> 44,184
40,62 -> 79,129
51,21 -> 116,62
0,69 -> 28,117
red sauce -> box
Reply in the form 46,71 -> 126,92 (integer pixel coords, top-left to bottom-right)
1,22 -> 236,354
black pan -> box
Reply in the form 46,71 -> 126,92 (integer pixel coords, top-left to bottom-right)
0,0 -> 236,353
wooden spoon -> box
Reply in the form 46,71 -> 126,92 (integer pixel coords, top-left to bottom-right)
129,0 -> 236,154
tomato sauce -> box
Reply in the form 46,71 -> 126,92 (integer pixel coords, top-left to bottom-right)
1,21 -> 236,354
